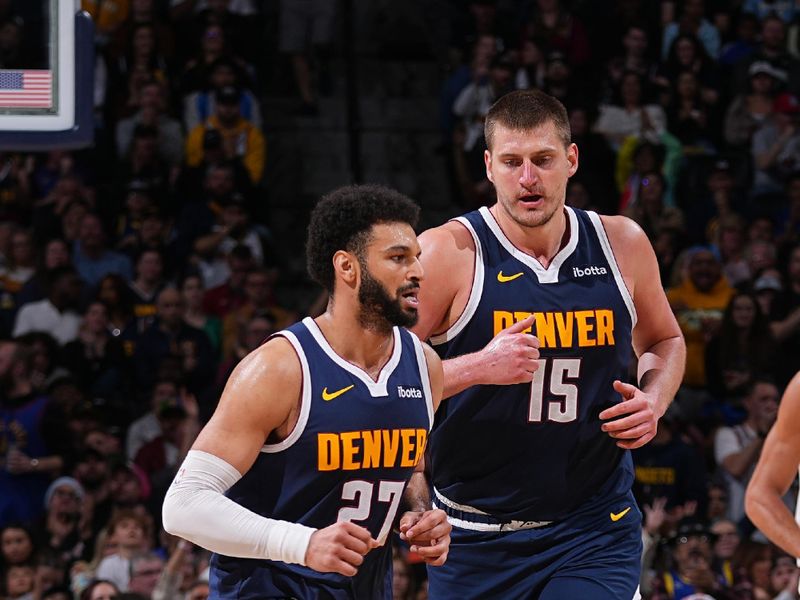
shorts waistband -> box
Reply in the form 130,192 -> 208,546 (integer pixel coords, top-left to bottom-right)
433,487 -> 553,532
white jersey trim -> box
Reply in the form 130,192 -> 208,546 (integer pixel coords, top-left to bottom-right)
302,317 -> 401,397
479,205 -> 579,285
410,332 -> 435,430
430,217 -> 484,346
586,212 -> 638,329
261,330 -> 312,453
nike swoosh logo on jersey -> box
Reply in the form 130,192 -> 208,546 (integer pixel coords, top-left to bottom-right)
322,385 -> 354,401
610,507 -> 631,522
497,271 -> 524,283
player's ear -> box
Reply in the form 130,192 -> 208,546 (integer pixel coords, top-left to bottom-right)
484,149 -> 494,183
567,143 -> 579,177
332,250 -> 358,289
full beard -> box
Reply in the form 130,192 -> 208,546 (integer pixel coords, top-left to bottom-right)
357,264 -> 419,332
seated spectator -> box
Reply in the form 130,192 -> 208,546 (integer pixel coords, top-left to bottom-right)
655,33 -> 720,108
18,332 -> 71,394
768,244 -> 800,385
667,247 -> 735,395
115,125 -> 172,200
61,302 -> 128,399
0,524 -> 35,568
711,214 -> 749,287
709,519 -> 739,589
12,266 -> 82,346
201,244 -> 253,319
0,228 -> 35,295
95,511 -> 149,591
751,93 -> 800,199
769,554 -> 799,600
126,552 -> 164,598
215,313 -> 274,387
624,171 -> 685,240
661,0 -> 720,60
109,0 -> 175,65
731,541 -> 773,599
133,288 -> 215,396
73,214 -> 133,288
594,71 -> 667,151
183,56 -> 262,133
127,248 -> 165,333
125,379 -> 180,461
724,61 -> 782,150
665,70 -> 717,152
180,274 -> 221,355
705,292 -> 776,401
714,379 -> 780,524
95,274 -> 138,354
178,23 -> 248,96
114,181 -> 158,256
79,579 -> 120,600
221,268 -> 294,359
15,238 -> 72,308
4,563 -> 35,600
35,477 -> 89,567
115,80 -> 184,167
185,86 -> 266,185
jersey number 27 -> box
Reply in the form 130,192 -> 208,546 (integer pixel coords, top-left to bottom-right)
338,480 -> 405,545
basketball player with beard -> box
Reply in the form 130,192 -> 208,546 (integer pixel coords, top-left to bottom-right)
163,184 -> 450,599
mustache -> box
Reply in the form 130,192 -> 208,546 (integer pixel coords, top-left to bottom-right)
397,282 -> 420,294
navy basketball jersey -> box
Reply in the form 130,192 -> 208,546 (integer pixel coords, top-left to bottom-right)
430,206 -> 636,522
210,317 -> 434,599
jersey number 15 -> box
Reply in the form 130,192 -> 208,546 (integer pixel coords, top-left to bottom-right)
528,358 -> 580,423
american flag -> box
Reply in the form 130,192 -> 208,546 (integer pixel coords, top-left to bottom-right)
0,70 -> 52,108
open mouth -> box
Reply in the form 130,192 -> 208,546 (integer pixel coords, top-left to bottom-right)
518,194 -> 544,207
400,288 -> 420,309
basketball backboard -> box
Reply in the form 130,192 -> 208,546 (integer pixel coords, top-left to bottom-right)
0,0 -> 94,150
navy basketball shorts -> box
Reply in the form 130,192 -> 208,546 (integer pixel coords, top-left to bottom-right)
428,490 -> 643,600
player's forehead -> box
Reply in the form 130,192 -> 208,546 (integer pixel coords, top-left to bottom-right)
491,122 -> 565,156
365,221 -> 419,253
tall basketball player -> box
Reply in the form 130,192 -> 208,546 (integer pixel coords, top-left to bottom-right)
162,184 -> 450,599
746,373 -> 800,565
410,90 -> 686,599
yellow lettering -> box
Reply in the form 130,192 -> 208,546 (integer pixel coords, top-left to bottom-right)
341,431 -> 360,470
575,310 -> 596,347
399,429 -> 416,467
534,312 -> 556,348
382,429 -> 400,467
413,429 -> 427,466
361,430 -> 381,468
596,310 -> 615,346
493,311 -> 514,336
555,311 -> 574,348
318,433 -> 340,471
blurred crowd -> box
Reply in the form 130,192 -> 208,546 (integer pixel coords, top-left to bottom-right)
2,0 -> 800,599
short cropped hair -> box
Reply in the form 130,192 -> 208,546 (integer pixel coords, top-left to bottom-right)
306,184 -> 420,293
484,90 -> 571,151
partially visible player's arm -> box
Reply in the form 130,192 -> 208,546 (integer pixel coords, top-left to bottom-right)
746,373 -> 800,558
162,337 -> 376,575
598,216 -> 686,449
412,225 -> 539,398
398,344 -> 451,565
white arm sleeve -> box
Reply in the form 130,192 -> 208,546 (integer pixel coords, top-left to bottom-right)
162,450 -> 316,565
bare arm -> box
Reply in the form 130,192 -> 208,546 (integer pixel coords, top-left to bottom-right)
746,373 -> 800,558
412,224 -> 540,398
721,437 -> 764,480
599,216 -> 686,448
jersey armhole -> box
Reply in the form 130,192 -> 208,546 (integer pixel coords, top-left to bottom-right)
430,217 -> 484,346
409,332 -> 435,430
260,331 -> 312,453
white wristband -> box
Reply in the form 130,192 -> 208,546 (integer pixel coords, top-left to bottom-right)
162,450 -> 316,565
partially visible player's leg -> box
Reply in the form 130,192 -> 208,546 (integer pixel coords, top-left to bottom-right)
540,578 -> 642,600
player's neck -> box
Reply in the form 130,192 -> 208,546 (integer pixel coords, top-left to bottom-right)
492,204 -> 570,268
315,308 -> 395,379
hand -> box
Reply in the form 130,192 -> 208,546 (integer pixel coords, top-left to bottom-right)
479,315 -> 540,385
643,497 -> 667,536
599,380 -> 659,449
6,447 -> 34,474
305,521 -> 378,576
398,509 -> 451,566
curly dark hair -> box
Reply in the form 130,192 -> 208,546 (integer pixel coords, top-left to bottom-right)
306,185 -> 420,293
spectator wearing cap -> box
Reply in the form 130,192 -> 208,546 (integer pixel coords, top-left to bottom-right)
751,92 -> 800,198
115,80 -> 184,167
35,477 -> 89,566
650,519 -> 729,600
182,56 -> 262,133
734,15 -> 800,100
667,247 -> 735,395
185,86 -> 265,184
724,61 -> 783,149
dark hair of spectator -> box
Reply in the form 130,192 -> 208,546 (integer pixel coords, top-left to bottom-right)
306,184 -> 420,293
484,89 -> 571,150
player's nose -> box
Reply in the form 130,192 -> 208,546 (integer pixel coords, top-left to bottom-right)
519,161 -> 537,187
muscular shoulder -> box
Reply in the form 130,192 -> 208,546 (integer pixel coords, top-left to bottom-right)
597,214 -> 653,280
418,220 -> 476,260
